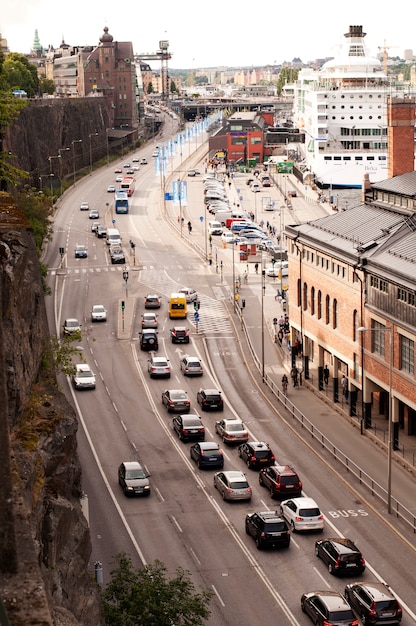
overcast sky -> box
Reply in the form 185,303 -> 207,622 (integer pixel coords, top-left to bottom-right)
1,0 -> 414,69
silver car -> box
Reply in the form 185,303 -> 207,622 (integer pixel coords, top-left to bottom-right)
141,313 -> 158,329
72,364 -> 96,390
180,355 -> 203,376
91,304 -> 107,322
213,470 -> 252,501
147,356 -> 171,378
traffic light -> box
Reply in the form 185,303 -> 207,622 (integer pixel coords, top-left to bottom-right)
194,300 -> 200,311
121,300 -> 125,310
271,258 -> 276,266
241,299 -> 246,308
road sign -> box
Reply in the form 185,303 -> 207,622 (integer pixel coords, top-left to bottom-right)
112,219 -> 116,225
194,311 -> 200,322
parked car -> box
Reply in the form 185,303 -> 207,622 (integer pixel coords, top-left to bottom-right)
63,318 -> 81,336
238,441 -> 275,470
178,287 -> 198,303
190,442 -> 224,469
139,329 -> 158,351
213,470 -> 252,501
144,294 -> 161,309
161,389 -> 190,413
259,464 -> 303,498
170,326 -> 190,344
215,419 -> 248,444
280,497 -> 324,532
197,388 -> 224,411
147,355 -> 170,378
245,511 -> 290,550
74,244 -> 88,258
315,538 -> 366,576
118,461 -> 150,497
301,591 -> 358,626
91,304 -> 107,322
180,355 -> 203,376
109,246 -> 125,264
344,582 -> 402,625
72,363 -> 96,390
141,312 -> 158,329
172,414 -> 205,442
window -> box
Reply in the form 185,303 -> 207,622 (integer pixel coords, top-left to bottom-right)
311,286 -> 315,315
371,320 -> 386,356
400,336 -> 414,374
303,283 -> 308,311
317,291 -> 322,319
353,310 -> 359,341
332,299 -> 338,329
297,279 -> 301,307
325,295 -> 330,325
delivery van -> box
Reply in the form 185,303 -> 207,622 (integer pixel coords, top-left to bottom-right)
225,214 -> 250,229
168,293 -> 187,319
106,228 -> 121,246
208,220 -> 223,236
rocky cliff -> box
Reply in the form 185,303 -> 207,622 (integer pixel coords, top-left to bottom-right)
0,192 -> 104,625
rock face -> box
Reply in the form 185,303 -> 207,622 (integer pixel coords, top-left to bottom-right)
0,193 -> 104,625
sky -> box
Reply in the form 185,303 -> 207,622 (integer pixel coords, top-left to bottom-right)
1,0 -> 414,70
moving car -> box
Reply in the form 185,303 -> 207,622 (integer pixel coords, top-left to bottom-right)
118,461 -> 150,497
245,511 -> 290,550
97,225 -> 107,238
238,441 -> 275,470
74,244 -> 87,258
197,388 -> 224,411
215,419 -> 249,444
180,355 -> 203,376
161,389 -> 190,413
178,287 -> 198,303
280,497 -> 324,532
91,304 -> 107,322
190,442 -> 224,469
147,356 -> 170,378
315,538 -> 366,576
72,363 -> 96,390
139,329 -> 158,351
63,318 -> 81,336
259,465 -> 303,498
89,209 -> 99,219
141,313 -> 158,329
91,222 -> 101,234
115,175 -> 123,183
107,184 -> 116,193
80,201 -> 89,211
140,158 -> 148,165
172,414 -> 205,442
344,582 -> 402,625
123,162 -> 131,168
213,470 -> 252,501
114,168 -> 122,173
170,326 -> 190,344
301,591 -> 358,626
109,246 -> 125,264
144,294 -> 161,309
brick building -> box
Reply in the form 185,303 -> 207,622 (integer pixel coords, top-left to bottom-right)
209,111 -> 274,165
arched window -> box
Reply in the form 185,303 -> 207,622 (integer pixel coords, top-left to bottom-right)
332,299 -> 338,329
353,310 -> 359,341
317,290 -> 322,319
297,279 -> 301,307
311,286 -> 315,315
325,294 -> 330,325
303,282 -> 308,311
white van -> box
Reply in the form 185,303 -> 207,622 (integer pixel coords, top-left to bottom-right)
214,210 -> 247,226
208,220 -> 223,236
106,228 -> 121,246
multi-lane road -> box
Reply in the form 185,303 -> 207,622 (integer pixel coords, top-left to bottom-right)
44,119 -> 416,625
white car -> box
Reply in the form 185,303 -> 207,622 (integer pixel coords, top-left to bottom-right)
115,175 -> 123,183
141,313 -> 158,329
107,185 -> 116,193
80,201 -> 89,211
140,158 -> 148,165
266,262 -> 289,277
72,364 -> 96,390
178,288 -> 198,303
147,356 -> 171,378
91,304 -> 107,322
221,232 -> 236,244
279,497 -> 324,532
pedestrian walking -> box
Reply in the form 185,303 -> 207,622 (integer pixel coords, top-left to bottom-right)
323,365 -> 329,385
341,374 -> 348,399
187,221 -> 192,234
254,262 -> 259,274
291,366 -> 298,387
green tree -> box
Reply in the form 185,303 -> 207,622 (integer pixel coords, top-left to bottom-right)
276,67 -> 299,95
169,79 -> 178,94
101,554 -> 213,626
2,53 -> 39,97
147,82 -> 154,94
39,76 -> 55,95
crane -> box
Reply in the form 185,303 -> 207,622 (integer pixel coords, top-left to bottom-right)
378,40 -> 399,74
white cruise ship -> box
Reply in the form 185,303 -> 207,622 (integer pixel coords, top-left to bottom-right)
290,25 -> 414,188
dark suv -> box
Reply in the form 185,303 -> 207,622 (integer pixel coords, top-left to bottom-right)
315,538 -> 366,576
238,441 -> 275,470
197,388 -> 224,411
170,326 -> 190,343
259,464 -> 302,498
140,329 -> 158,351
344,582 -> 402,625
245,511 -> 290,550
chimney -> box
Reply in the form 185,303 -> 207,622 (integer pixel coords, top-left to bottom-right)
387,96 -> 416,178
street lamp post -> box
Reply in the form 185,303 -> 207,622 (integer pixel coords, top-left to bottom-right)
358,325 -> 393,513
48,155 -> 61,203
71,139 -> 82,185
58,147 -> 70,195
261,267 -> 266,382
89,133 -> 98,174
106,128 -> 112,165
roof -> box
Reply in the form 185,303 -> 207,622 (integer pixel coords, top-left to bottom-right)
371,171 -> 416,197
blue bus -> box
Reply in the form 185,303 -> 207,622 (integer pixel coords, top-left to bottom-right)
115,190 -> 129,214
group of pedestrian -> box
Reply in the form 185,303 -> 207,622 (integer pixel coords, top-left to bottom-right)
276,315 -> 290,348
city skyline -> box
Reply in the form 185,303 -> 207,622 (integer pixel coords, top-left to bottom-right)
1,0 -> 414,70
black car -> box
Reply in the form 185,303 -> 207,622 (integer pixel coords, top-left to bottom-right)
301,591 -> 358,626
170,326 -> 190,343
259,464 -> 303,498
238,441 -> 276,470
118,461 -> 150,497
140,329 -> 158,351
245,511 -> 290,550
196,388 -> 224,411
190,442 -> 224,469
109,246 -> 125,264
172,414 -> 205,442
344,582 -> 402,625
315,538 -> 366,576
